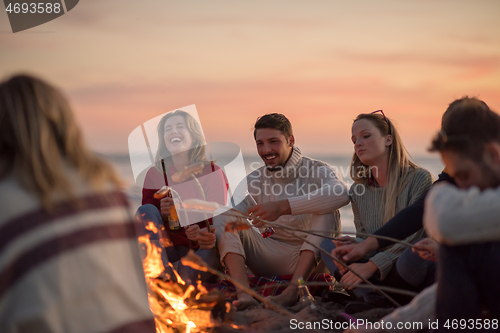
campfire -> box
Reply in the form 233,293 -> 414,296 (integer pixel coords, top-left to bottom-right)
136,188 -> 414,332
138,222 -> 232,333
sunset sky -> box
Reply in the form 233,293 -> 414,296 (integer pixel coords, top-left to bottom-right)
1,0 -> 499,158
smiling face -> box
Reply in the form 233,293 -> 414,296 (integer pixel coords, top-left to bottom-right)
255,128 -> 294,170
351,118 -> 392,166
164,115 -> 193,154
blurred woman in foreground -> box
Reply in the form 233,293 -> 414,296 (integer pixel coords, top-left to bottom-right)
0,74 -> 153,332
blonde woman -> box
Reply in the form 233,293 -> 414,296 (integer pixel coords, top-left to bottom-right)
321,111 -> 434,304
0,74 -> 153,332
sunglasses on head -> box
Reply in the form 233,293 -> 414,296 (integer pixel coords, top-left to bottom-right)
370,109 -> 391,133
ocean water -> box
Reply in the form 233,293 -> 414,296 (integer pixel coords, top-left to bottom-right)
103,153 -> 444,234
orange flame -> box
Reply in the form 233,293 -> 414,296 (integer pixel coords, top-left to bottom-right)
145,222 -> 159,234
138,234 -> 164,282
168,262 -> 186,285
186,321 -> 196,333
139,220 -> 214,333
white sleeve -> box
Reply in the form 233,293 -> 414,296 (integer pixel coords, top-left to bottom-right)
424,183 -> 500,245
362,283 -> 437,332
288,165 -> 350,215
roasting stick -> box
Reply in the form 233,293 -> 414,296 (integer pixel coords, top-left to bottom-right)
181,250 -> 295,318
251,281 -> 417,297
279,228 -> 401,307
180,201 -> 405,307
180,206 -> 416,248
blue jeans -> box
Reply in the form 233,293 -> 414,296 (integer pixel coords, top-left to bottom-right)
320,238 -> 435,293
136,204 -> 220,283
434,242 -> 500,332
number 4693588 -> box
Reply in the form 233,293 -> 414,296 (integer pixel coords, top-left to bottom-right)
5,3 -> 61,14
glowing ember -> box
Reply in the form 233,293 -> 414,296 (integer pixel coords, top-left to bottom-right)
195,281 -> 208,300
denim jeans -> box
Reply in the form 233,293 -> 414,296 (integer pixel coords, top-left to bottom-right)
434,242 -> 500,332
136,204 -> 220,283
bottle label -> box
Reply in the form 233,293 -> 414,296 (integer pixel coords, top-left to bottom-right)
168,216 -> 180,230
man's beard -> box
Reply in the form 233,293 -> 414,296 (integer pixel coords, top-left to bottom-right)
265,154 -> 291,172
266,163 -> 285,172
480,161 -> 500,189
263,148 -> 294,172
486,170 -> 500,189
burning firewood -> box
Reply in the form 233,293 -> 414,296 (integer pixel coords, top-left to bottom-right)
139,225 -> 233,332
149,277 -> 230,332
138,234 -> 164,282
181,250 -> 295,318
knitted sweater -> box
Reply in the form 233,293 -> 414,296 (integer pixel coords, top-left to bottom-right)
217,146 -> 350,255
373,172 -> 454,248
0,169 -> 153,333
350,168 -> 434,279
424,183 -> 500,245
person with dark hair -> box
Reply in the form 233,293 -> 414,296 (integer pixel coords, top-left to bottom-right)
214,113 -> 350,309
424,97 -> 500,329
342,98 -> 500,333
0,74 -> 154,332
253,113 -> 293,141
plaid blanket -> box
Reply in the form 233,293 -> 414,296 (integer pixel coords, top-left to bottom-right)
205,273 -> 334,299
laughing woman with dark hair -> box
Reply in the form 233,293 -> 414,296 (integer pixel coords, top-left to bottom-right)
0,74 -> 154,332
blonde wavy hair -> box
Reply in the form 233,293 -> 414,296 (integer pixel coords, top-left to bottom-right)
154,110 -> 207,173
350,113 -> 419,223
0,74 -> 121,210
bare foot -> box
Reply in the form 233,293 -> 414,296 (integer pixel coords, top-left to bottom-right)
265,287 -> 298,308
233,294 -> 259,311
